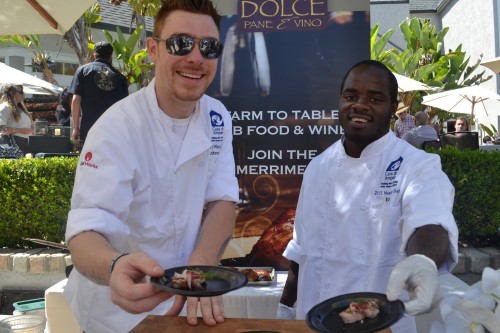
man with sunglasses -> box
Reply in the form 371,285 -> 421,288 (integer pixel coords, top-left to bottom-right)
64,1 -> 238,332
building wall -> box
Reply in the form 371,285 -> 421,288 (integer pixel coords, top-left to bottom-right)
370,1 -> 411,52
440,0 -> 499,128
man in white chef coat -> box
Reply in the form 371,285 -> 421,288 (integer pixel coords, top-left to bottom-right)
63,1 -> 239,332
277,60 -> 458,333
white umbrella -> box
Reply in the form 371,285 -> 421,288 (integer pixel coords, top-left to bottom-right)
0,62 -> 62,95
0,0 -> 96,36
421,85 -> 500,127
481,56 -> 500,74
393,73 -> 435,93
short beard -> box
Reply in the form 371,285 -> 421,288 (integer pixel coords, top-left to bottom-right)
344,113 -> 393,145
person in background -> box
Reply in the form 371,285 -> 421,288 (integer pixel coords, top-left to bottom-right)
393,101 -> 415,138
425,107 -> 442,135
55,88 -> 72,127
0,84 -> 33,136
277,60 -> 458,333
401,111 -> 439,148
64,1 -> 238,332
68,41 -> 129,145
454,116 -> 469,132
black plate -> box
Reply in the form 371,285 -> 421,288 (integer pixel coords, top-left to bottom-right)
151,265 -> 248,297
306,292 -> 405,333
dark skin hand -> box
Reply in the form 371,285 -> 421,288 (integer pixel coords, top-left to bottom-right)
406,224 -> 450,268
279,225 -> 450,307
280,260 -> 298,307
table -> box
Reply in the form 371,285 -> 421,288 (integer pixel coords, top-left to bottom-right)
27,135 -> 71,155
220,271 -> 287,319
130,316 -> 319,333
12,135 -> 71,156
480,144 -> 500,151
44,273 -> 468,333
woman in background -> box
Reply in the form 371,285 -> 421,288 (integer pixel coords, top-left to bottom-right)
0,84 -> 33,135
56,88 -> 72,126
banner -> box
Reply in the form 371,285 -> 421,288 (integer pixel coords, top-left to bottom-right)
208,0 -> 371,269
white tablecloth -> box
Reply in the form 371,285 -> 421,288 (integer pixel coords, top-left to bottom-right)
221,271 -> 287,319
480,144 -> 500,151
43,273 -> 287,333
44,273 -> 469,333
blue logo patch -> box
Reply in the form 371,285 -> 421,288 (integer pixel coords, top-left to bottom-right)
386,156 -> 403,172
210,110 -> 224,127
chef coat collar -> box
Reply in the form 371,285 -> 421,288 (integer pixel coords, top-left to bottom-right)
340,131 -> 396,159
144,79 -> 211,169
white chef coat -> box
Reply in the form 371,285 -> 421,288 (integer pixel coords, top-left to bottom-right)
284,131 -> 458,333
64,79 -> 239,333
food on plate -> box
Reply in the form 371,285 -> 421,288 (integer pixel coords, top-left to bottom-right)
239,268 -> 272,282
338,300 -> 380,324
169,269 -> 213,291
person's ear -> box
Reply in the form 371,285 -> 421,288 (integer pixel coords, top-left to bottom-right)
146,37 -> 159,63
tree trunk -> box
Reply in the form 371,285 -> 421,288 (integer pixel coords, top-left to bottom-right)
63,17 -> 90,65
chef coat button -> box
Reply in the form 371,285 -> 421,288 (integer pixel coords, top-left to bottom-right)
323,283 -> 330,289
329,200 -> 336,207
361,205 -> 368,210
367,164 -> 373,169
337,161 -> 342,167
358,249 -> 364,255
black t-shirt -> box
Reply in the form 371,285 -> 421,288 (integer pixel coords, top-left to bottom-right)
68,59 -> 129,140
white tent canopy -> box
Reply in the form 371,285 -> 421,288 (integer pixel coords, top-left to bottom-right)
0,62 -> 62,96
422,85 -> 500,128
0,0 -> 96,36
393,73 -> 435,93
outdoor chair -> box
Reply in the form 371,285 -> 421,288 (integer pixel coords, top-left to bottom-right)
421,140 -> 441,150
439,131 -> 479,151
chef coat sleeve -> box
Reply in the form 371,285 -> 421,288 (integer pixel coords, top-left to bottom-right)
65,112 -> 136,249
204,105 -> 239,204
399,153 -> 459,273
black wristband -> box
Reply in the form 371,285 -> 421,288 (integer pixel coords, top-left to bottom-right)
109,252 -> 130,277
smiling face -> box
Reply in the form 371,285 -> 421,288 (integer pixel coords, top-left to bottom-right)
339,65 -> 397,157
147,10 -> 220,118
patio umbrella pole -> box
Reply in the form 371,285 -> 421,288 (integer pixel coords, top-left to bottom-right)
26,0 -> 58,30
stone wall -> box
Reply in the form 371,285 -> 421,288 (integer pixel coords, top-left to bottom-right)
0,249 -> 71,291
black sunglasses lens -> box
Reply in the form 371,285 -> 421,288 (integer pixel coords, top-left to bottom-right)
165,36 -> 223,59
166,36 -> 194,56
199,39 -> 223,59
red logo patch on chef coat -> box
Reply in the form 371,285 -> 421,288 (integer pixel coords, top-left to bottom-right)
80,151 -> 98,169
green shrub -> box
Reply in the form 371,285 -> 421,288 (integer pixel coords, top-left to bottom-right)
0,149 -> 499,248
0,157 -> 78,248
437,148 -> 500,246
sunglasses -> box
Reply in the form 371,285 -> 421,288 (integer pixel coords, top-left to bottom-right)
154,35 -> 223,59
